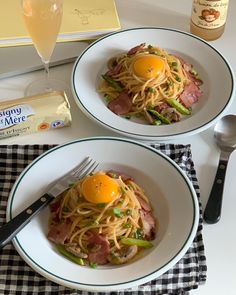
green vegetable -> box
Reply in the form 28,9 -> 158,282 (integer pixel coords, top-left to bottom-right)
167,79 -> 173,87
112,208 -> 122,218
175,76 -> 181,82
190,68 -> 203,83
89,262 -> 97,268
96,203 -> 106,208
102,75 -> 123,92
148,109 -> 171,124
166,98 -> 191,115
62,206 -> 69,213
151,51 -> 161,56
120,186 -> 126,194
133,228 -> 144,239
125,209 -> 132,216
123,222 -> 132,228
190,68 -> 198,76
56,245 -> 84,265
104,94 -> 113,102
86,219 -> 99,226
148,87 -> 156,93
121,238 -> 153,248
153,119 -> 162,125
118,198 -> 124,205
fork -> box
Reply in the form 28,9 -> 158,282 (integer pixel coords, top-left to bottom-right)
0,156 -> 98,249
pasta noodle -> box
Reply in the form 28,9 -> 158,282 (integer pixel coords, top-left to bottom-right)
98,43 -> 203,125
48,170 -> 156,266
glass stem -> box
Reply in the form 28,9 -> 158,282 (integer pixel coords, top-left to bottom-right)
43,61 -> 50,80
43,61 -> 51,91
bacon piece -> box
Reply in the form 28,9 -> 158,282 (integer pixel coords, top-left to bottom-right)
127,43 -> 146,56
108,92 -> 132,115
155,102 -> 169,113
183,63 -> 203,86
87,234 -> 110,265
136,193 -> 151,212
140,210 -> 156,240
174,55 -> 203,108
174,55 -> 203,86
49,198 -> 61,223
47,222 -> 71,244
49,199 -> 61,213
179,82 -> 202,108
106,63 -> 123,77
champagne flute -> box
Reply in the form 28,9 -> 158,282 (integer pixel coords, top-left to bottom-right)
21,0 -> 64,96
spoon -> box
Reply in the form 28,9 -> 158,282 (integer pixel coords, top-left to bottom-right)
204,114 -> 236,224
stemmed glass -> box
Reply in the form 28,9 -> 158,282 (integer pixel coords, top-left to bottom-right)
21,0 -> 64,96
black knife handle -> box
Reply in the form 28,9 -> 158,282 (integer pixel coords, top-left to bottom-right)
204,159 -> 228,224
0,193 -> 54,249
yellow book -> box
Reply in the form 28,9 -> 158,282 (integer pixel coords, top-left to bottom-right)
0,0 -> 121,47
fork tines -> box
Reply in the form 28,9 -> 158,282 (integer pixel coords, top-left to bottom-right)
74,157 -> 98,179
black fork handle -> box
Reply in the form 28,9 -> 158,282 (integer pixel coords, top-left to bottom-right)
0,193 -> 54,249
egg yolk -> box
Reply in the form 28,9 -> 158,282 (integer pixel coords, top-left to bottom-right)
133,55 -> 165,79
81,174 -> 119,204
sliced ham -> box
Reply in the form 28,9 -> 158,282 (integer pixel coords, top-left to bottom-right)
174,54 -> 203,86
87,233 -> 110,265
183,64 -> 203,87
140,210 -> 156,240
49,199 -> 61,213
135,193 -> 151,212
155,102 -> 169,113
47,222 -> 71,244
49,198 -> 61,223
127,43 -> 146,56
179,82 -> 202,108
108,92 -> 132,115
106,63 -> 123,77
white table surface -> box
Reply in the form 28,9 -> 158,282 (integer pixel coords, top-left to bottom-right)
0,1 -> 236,294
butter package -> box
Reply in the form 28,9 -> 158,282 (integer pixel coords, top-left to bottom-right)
0,91 -> 72,139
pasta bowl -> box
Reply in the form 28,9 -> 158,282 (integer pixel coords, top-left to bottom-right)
71,27 -> 234,141
7,137 -> 199,292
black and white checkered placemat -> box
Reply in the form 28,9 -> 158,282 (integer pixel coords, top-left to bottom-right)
0,144 -> 207,295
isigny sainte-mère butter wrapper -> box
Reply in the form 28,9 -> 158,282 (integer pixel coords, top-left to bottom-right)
0,91 -> 72,139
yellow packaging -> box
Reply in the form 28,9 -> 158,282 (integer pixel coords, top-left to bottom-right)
0,91 -> 72,139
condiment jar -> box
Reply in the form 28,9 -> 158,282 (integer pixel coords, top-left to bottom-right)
190,0 -> 229,41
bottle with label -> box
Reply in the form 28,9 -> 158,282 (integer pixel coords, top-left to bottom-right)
190,0 -> 229,41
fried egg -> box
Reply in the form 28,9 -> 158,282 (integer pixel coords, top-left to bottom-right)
133,54 -> 165,79
81,173 -> 120,204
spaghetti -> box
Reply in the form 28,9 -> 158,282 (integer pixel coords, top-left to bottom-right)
98,43 -> 203,125
48,170 -> 156,266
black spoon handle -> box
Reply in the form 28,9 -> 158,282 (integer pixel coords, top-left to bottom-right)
204,155 -> 229,224
0,193 -> 54,249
